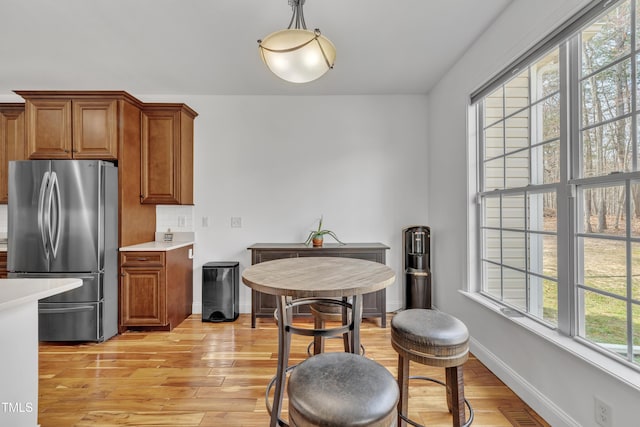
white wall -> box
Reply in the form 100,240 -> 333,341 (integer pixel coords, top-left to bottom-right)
144,95 -> 429,315
428,0 -> 640,426
2,94 -> 428,313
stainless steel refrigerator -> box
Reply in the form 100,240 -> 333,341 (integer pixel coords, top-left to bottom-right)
7,160 -> 118,342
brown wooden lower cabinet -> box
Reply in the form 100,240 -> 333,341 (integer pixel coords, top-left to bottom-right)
0,251 -> 7,278
247,243 -> 390,328
119,245 -> 193,331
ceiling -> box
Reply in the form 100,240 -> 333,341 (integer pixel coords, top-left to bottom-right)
0,0 -> 512,96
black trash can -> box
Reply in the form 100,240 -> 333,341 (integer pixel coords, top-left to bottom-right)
202,261 -> 239,322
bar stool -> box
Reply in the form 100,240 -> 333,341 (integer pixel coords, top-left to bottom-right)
267,297 -> 360,425
391,309 -> 474,427
308,298 -> 365,355
288,352 -> 399,427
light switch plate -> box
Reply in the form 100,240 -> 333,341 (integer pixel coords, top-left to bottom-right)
231,217 -> 242,228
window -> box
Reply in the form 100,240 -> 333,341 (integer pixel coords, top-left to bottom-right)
475,0 -> 640,368
480,50 -> 560,325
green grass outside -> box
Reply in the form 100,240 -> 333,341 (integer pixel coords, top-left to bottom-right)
541,229 -> 640,363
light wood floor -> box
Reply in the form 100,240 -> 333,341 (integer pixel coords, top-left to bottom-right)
38,314 -> 550,427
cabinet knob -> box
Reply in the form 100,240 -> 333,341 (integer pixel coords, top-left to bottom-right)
120,273 -> 125,277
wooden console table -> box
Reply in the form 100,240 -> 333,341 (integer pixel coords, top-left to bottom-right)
247,243 -> 390,328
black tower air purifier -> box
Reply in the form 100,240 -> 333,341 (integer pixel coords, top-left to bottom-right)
202,261 -> 239,322
403,226 -> 431,309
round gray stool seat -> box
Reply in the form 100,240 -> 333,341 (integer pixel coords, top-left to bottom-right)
391,309 -> 469,367
310,300 -> 345,317
288,352 -> 399,427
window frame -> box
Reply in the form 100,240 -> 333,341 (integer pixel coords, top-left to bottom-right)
473,0 -> 640,369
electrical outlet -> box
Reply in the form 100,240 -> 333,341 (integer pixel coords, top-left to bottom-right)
202,216 -> 209,227
177,215 -> 186,227
231,217 -> 242,228
594,396 -> 612,427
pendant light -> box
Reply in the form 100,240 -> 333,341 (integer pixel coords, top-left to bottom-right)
258,0 -> 336,83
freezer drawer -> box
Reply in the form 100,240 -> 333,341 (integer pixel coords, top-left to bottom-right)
38,302 -> 103,342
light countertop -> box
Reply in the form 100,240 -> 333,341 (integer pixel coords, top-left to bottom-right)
0,244 -> 6,252
120,231 -> 194,252
0,278 -> 82,312
119,241 -> 194,252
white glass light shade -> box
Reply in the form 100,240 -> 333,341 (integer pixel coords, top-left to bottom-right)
259,29 -> 336,83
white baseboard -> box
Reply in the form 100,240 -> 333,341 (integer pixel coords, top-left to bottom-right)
469,337 -> 580,427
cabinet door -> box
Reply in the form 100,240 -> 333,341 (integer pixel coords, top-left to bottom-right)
0,106 -> 26,203
25,99 -> 72,159
140,109 -> 180,204
339,252 -> 386,324
0,252 -> 7,279
72,99 -> 118,160
140,107 -> 194,205
253,251 -> 298,317
120,266 -> 167,326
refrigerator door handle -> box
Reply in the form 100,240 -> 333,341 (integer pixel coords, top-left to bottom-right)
39,305 -> 96,314
38,171 -> 51,260
48,171 -> 62,259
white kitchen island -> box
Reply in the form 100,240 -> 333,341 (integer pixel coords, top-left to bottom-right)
0,278 -> 82,427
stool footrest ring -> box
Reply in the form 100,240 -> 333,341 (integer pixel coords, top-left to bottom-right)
266,365 -> 297,427
306,341 -> 366,357
399,375 -> 474,427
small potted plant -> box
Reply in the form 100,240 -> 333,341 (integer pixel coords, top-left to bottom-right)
304,215 -> 345,247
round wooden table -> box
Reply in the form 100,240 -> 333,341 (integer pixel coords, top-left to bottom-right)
242,256 -> 396,427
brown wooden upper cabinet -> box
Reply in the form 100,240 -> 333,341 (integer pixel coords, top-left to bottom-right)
140,104 -> 197,205
15,91 -> 121,160
0,103 -> 26,203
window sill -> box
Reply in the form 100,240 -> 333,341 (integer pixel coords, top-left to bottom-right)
460,290 -> 640,392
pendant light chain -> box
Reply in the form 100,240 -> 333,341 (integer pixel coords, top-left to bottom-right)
288,0 -> 307,30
